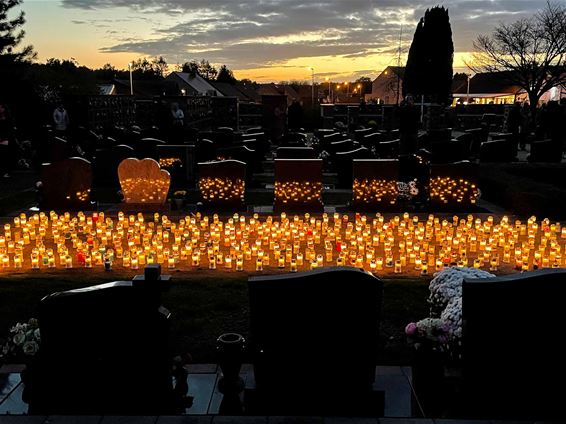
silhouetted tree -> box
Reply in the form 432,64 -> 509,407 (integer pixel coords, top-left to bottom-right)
216,64 -> 236,84
0,0 -> 35,65
403,6 -> 454,105
470,1 -> 566,119
198,59 -> 217,80
181,60 -> 199,76
0,0 -> 36,99
151,56 -> 168,78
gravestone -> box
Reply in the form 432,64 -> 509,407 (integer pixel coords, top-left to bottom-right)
276,146 -> 317,159
334,147 -> 374,188
93,144 -> 135,189
195,138 -> 216,163
40,157 -> 94,211
262,95 -> 287,143
157,144 -> 195,187
462,269 -> 566,419
274,158 -> 323,212
136,137 -> 166,160
429,160 -> 479,209
246,267 -> 384,415
528,139 -> 563,163
118,158 -> 171,207
25,265 -> 177,414
198,160 -> 246,210
375,139 -> 400,159
352,159 -> 399,209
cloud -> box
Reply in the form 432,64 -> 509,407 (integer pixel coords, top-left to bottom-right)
61,0 -> 541,72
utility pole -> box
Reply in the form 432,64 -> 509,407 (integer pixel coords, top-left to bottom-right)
128,62 -> 134,96
396,25 -> 403,105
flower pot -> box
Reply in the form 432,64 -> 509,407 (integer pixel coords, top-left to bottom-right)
216,333 -> 245,393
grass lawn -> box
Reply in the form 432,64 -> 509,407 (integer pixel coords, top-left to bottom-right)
0,270 -> 430,365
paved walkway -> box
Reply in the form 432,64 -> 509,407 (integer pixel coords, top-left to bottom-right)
0,365 -> 414,419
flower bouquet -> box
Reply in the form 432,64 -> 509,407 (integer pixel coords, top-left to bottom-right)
0,318 -> 41,365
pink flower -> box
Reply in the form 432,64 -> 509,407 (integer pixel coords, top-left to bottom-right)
405,322 -> 418,336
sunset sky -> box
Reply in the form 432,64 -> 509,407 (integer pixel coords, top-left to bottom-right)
20,0 -> 538,82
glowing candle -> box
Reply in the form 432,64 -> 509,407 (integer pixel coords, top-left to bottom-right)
31,255 -> 39,270
209,256 -> 216,269
256,258 -> 263,271
65,255 -> 72,269
394,260 -> 401,274
317,254 -> 324,268
376,257 -> 383,270
14,254 -> 22,269
310,260 -> 318,270
131,257 -> 138,270
168,257 -> 175,269
290,259 -> 297,272
278,255 -> 285,268
421,263 -> 428,276
225,256 -> 232,270
2,255 -> 9,268
236,256 -> 243,271
473,258 -> 481,268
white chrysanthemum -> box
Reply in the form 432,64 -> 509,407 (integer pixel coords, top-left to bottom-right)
13,332 -> 26,346
22,340 -> 39,356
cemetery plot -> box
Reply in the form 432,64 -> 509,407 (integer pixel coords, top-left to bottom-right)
274,159 -> 323,212
118,158 -> 171,205
40,157 -> 93,211
198,160 -> 246,208
352,159 -> 399,208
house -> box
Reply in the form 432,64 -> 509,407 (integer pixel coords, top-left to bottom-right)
166,72 -> 223,96
111,79 -> 180,97
369,66 -> 404,104
452,70 -> 566,105
209,81 -> 254,102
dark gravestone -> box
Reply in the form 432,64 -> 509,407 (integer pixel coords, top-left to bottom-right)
276,146 -> 317,159
465,127 -> 489,156
361,132 -> 384,150
136,137 -> 166,160
274,158 -> 323,212
44,137 -> 71,163
321,132 -> 347,151
429,160 -> 479,209
157,144 -> 194,187
329,139 -> 356,154
354,127 -> 375,142
195,138 -> 216,163
280,131 -> 308,146
480,133 -> 517,162
93,144 -> 135,189
247,267 -> 384,415
198,160 -> 246,210
216,145 -> 257,185
25,265 -> 176,415
352,159 -> 399,209
375,139 -> 400,159
427,138 -> 470,164
40,157 -> 93,211
334,147 -> 374,188
462,269 -> 566,419
262,95 -> 287,143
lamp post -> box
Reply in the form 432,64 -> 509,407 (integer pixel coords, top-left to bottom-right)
325,77 -> 332,103
466,73 -> 472,104
308,67 -> 315,107
128,62 -> 133,96
357,83 -> 362,100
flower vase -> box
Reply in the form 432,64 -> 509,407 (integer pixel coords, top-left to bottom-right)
216,333 -> 245,393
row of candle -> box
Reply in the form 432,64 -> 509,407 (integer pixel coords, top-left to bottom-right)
0,211 -> 565,275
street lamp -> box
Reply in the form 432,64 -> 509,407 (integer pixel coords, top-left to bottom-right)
308,67 -> 315,107
325,77 -> 332,103
128,62 -> 133,96
357,83 -> 362,100
466,73 -> 473,104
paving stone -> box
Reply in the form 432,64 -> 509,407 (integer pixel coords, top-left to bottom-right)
378,419 -> 434,424
324,417 -> 377,424
44,416 -> 102,424
0,383 -> 27,414
0,416 -> 47,423
0,374 -> 22,400
187,364 -> 218,374
212,416 -> 267,424
99,417 -> 157,424
156,416 -> 213,424
268,418 -> 323,424
187,374 -> 218,415
373,374 -> 412,418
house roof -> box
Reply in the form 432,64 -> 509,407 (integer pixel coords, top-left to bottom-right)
454,71 -> 522,95
235,82 -> 261,102
210,81 -> 251,101
113,79 -> 179,97
257,83 -> 282,96
167,72 -> 223,96
373,66 -> 405,82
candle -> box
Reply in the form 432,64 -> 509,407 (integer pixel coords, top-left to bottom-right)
65,255 -> 72,269
236,256 -> 243,271
256,258 -> 263,271
394,260 -> 401,274
290,259 -> 297,272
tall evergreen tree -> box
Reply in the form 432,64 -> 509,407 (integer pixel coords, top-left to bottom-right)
0,0 -> 35,65
403,6 -> 454,105
216,65 -> 236,84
